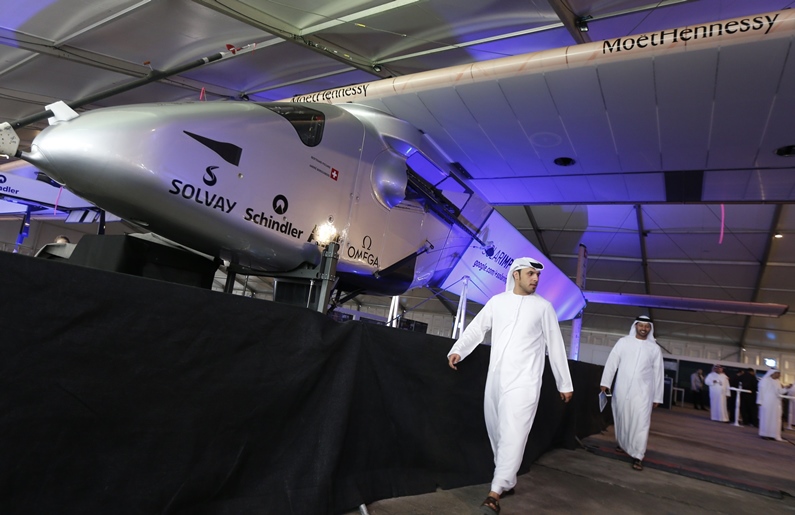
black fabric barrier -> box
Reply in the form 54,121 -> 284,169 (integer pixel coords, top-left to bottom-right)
0,251 -> 609,514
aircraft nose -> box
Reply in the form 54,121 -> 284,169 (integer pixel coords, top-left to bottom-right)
21,108 -> 157,195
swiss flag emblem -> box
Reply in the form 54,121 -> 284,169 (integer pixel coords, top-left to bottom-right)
330,168 -> 339,181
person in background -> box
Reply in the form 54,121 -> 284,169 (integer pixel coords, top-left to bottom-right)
600,315 -> 664,472
758,369 -> 789,442
690,369 -> 707,410
786,381 -> 795,431
740,368 -> 759,428
705,365 -> 729,422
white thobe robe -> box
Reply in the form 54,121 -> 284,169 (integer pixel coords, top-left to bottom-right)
447,291 -> 572,495
758,371 -> 787,440
599,336 -> 664,460
705,371 -> 729,422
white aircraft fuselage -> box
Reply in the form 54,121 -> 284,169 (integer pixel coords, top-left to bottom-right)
21,101 -> 464,294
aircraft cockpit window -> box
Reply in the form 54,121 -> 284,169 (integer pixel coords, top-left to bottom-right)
261,104 -> 325,147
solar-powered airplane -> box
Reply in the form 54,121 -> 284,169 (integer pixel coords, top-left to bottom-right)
0,9 -> 791,320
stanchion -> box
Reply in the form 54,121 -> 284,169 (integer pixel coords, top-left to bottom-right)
729,385 -> 751,427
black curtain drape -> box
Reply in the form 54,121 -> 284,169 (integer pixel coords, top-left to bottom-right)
0,252 -> 607,514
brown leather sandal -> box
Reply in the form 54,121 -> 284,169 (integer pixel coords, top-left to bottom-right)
632,459 -> 644,471
481,495 -> 500,514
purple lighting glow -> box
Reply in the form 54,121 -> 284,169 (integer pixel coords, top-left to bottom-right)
440,210 -> 585,321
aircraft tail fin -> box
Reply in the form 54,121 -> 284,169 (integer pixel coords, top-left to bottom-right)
45,101 -> 80,125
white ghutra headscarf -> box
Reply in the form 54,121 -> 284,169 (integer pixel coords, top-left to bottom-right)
505,257 -> 545,292
630,315 -> 656,342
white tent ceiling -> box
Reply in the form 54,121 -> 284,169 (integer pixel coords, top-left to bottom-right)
1,0 -> 794,354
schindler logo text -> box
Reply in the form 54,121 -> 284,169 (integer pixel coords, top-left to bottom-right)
243,194 -> 304,239
0,173 -> 20,195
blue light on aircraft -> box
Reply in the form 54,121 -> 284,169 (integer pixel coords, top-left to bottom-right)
406,152 -> 448,186
440,210 -> 585,320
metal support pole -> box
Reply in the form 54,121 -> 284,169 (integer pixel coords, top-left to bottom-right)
224,268 -> 237,294
14,206 -> 32,253
388,295 -> 400,327
569,244 -> 587,360
569,316 -> 583,361
452,275 -> 469,339
312,242 -> 339,313
97,210 -> 106,235
730,384 -> 751,427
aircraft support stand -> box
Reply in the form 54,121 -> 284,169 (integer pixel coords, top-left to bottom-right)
569,244 -> 587,360
452,275 -> 469,339
224,269 -> 237,294
388,295 -> 400,327
253,242 -> 340,313
311,242 -> 340,314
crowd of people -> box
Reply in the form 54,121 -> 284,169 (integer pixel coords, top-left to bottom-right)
690,364 -> 793,441
446,253 -> 790,515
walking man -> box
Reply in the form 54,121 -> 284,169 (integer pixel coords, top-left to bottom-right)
600,315 -> 664,471
447,257 -> 573,514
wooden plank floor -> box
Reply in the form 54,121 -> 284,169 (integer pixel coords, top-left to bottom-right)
344,405 -> 795,514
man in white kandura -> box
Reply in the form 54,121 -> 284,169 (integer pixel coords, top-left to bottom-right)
757,369 -> 789,441
447,257 -> 573,515
705,365 -> 730,422
599,315 -> 664,472
786,382 -> 795,431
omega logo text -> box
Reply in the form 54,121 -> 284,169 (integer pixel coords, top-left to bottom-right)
347,235 -> 379,267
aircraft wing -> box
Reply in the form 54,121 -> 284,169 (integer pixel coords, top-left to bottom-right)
439,209 -> 586,321
0,161 -> 95,212
288,9 -> 795,206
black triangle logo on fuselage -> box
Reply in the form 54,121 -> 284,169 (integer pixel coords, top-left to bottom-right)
184,131 -> 242,166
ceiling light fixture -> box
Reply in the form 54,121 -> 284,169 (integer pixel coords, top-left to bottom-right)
775,144 -> 795,157
575,15 -> 592,32
774,232 -> 783,239
554,157 -> 576,166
